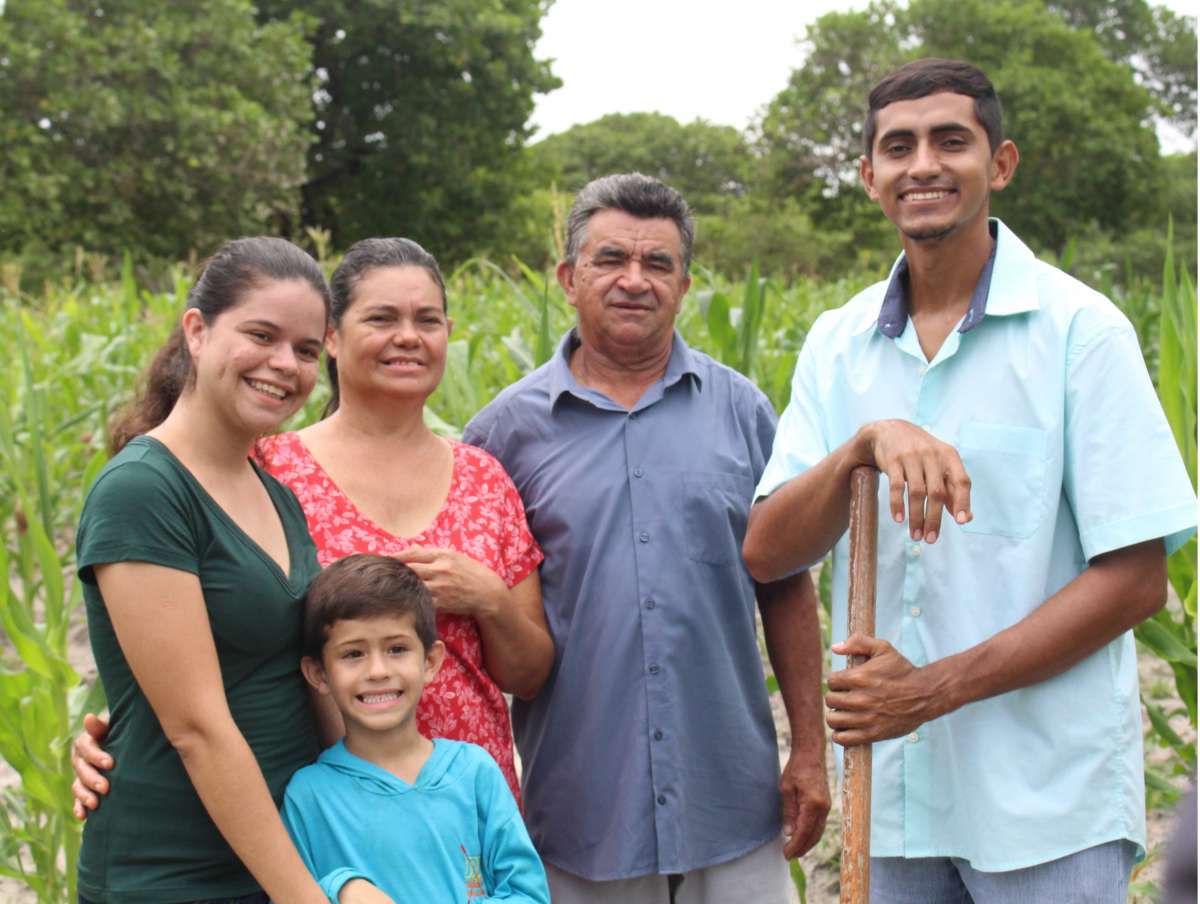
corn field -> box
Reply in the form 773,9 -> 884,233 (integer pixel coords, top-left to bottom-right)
0,243 -> 1194,903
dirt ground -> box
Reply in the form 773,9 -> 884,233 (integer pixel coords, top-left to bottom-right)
0,607 -> 1194,903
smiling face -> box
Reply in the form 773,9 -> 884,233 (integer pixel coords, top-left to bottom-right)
860,91 -> 1017,245
557,208 -> 691,359
326,265 -> 450,404
303,613 -> 445,742
183,278 -> 326,438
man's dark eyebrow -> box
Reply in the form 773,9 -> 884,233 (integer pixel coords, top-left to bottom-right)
593,245 -> 630,259
878,122 -> 974,145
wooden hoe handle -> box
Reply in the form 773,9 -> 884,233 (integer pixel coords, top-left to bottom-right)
840,466 -> 878,904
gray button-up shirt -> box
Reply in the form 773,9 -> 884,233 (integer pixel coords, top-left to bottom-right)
464,330 -> 782,881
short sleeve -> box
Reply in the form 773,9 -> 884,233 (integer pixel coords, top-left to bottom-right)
477,451 -> 543,588
1063,318 -> 1196,559
756,333 -> 831,500
76,460 -> 201,584
746,383 -> 779,487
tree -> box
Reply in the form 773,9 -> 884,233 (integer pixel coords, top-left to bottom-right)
1047,0 -> 1196,136
758,0 -> 1169,254
0,0 -> 315,258
257,0 -> 560,264
529,112 -> 756,215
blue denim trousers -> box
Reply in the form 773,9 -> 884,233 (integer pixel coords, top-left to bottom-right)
870,839 -> 1137,904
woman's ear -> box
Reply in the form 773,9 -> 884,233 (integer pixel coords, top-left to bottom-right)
181,307 -> 207,360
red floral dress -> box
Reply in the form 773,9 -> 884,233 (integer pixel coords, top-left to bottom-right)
255,432 -> 542,802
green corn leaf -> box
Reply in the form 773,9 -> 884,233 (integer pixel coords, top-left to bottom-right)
1143,695 -> 1188,755
1144,766 -> 1182,804
790,858 -> 807,903
1135,617 -> 1198,668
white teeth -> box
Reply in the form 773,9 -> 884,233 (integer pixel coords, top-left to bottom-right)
248,379 -> 286,399
360,692 -> 401,704
907,191 -> 949,201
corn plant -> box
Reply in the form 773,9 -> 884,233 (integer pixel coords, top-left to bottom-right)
1135,240 -> 1198,805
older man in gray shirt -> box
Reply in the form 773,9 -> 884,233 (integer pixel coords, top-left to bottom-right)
463,173 -> 829,904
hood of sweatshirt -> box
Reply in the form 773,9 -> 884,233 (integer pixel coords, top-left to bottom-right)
315,737 -> 468,796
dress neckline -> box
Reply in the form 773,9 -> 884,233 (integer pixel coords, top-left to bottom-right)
277,431 -> 460,544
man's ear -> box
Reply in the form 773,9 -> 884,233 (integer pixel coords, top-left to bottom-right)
860,154 -> 880,202
424,639 -> 447,682
301,656 -> 330,695
556,261 -> 578,309
989,139 -> 1019,192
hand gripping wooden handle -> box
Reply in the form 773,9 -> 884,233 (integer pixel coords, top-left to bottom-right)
840,466 -> 878,904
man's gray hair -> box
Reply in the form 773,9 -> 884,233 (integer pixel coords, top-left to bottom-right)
564,173 -> 695,273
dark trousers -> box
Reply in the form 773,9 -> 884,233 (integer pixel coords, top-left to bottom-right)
80,893 -> 269,904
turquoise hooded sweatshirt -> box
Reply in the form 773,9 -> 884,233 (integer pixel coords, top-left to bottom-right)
281,738 -> 549,903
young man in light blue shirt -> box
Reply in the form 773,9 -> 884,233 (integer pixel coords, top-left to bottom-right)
743,58 -> 1195,903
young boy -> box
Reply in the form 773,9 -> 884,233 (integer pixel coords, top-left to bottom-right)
282,553 -> 550,904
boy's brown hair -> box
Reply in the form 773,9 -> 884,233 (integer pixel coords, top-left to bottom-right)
304,554 -> 437,659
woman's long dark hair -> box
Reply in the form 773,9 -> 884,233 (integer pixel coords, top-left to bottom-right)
108,237 -> 331,453
324,237 -> 446,417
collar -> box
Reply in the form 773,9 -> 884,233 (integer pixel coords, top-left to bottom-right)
855,219 -> 1039,338
547,328 -> 703,409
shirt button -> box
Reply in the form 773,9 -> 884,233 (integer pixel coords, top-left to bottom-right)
639,531 -> 650,543
908,732 -> 919,744
657,794 -> 667,805
633,467 -> 645,478
654,729 -> 664,741
648,664 -> 661,675
909,544 -> 922,558
910,606 -> 921,617
645,598 -> 656,610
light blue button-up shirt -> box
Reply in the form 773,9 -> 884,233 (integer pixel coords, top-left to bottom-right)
757,219 -> 1196,870
465,331 -> 783,881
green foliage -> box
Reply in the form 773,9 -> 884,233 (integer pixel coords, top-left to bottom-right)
1135,240 -> 1197,798
529,112 -> 756,213
0,0 -> 316,260
1047,0 -> 1197,136
0,273 -> 177,900
256,0 -> 560,265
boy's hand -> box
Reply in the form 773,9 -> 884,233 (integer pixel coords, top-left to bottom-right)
71,712 -> 113,819
338,879 -> 396,904
393,547 -> 508,620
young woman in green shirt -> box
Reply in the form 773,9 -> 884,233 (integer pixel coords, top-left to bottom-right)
74,238 -> 392,904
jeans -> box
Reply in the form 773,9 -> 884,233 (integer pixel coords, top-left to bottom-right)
871,839 -> 1138,904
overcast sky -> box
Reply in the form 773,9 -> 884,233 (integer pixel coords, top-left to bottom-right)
529,0 -> 1197,146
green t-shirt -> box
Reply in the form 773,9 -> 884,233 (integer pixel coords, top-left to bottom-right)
75,436 -> 321,903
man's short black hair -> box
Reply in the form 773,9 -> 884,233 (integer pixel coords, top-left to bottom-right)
303,554 -> 437,659
864,58 -> 1003,157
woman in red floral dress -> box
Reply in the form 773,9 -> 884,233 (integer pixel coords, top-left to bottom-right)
253,238 -> 551,803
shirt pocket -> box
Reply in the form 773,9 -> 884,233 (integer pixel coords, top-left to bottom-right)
956,422 -> 1049,540
680,471 -> 754,564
